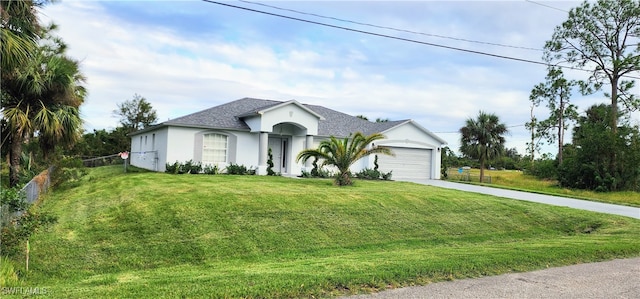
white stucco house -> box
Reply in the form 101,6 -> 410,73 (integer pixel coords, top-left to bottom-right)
129,97 -> 447,180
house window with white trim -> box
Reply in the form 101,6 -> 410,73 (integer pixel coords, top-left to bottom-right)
203,133 -> 227,163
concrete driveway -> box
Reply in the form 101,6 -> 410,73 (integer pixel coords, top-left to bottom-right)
407,179 -> 640,219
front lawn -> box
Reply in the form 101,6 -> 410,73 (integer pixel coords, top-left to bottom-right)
6,166 -> 640,298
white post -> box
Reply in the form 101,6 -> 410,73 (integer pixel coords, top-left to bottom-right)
258,132 -> 269,175
305,135 -> 314,170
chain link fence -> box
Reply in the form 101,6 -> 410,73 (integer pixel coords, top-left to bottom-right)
445,168 -> 492,184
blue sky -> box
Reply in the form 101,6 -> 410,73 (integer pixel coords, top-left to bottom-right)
39,1 -> 637,156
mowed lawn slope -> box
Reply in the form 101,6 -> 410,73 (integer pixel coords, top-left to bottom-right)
18,167 -> 640,298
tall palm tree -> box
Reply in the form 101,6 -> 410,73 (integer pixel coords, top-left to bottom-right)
296,132 -> 393,186
0,0 -> 43,72
459,111 -> 508,183
2,38 -> 86,187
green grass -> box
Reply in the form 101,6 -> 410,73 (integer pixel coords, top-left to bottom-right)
448,169 -> 640,207
7,166 -> 640,298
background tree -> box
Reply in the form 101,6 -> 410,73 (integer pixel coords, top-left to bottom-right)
559,104 -> 640,191
459,111 -> 508,183
544,0 -> 640,134
114,94 -> 158,132
440,146 -> 456,179
529,67 -> 579,165
68,127 -> 130,158
490,147 -> 523,171
296,132 -> 393,186
525,105 -> 543,163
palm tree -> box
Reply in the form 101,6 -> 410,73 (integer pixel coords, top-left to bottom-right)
296,132 -> 393,186
0,0 -> 43,72
459,111 -> 508,183
2,37 -> 86,187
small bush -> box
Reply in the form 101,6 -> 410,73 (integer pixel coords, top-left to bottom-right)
165,161 -> 194,174
165,161 -> 181,174
1,187 -> 57,258
225,163 -> 255,175
310,157 -> 319,177
1,188 -> 29,224
51,157 -> 87,188
1,209 -> 57,257
355,168 -> 381,180
203,164 -> 219,175
355,168 -> 392,180
184,160 -> 202,174
301,167 -> 334,179
526,157 -> 558,180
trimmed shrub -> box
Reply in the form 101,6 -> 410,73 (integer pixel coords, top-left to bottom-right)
355,168 -> 392,181
225,163 -> 255,175
266,148 -> 276,176
355,168 -> 381,180
203,164 -> 219,175
165,161 -> 181,174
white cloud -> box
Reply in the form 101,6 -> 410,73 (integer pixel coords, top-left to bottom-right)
40,0 -> 602,156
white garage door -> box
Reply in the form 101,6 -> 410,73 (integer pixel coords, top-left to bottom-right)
377,147 -> 432,180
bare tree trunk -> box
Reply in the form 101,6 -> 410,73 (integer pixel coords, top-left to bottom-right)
558,93 -> 564,165
611,77 -> 618,134
530,106 -> 535,163
9,132 -> 24,187
479,159 -> 485,183
610,77 -> 618,190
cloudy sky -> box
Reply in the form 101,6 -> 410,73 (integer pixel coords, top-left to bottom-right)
39,0 -> 637,156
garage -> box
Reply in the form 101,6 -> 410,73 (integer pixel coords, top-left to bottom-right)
377,147 -> 432,180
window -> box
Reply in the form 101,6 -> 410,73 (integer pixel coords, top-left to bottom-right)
152,134 -> 156,151
202,133 -> 227,163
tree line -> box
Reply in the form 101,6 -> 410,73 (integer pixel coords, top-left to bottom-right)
454,0 -> 640,191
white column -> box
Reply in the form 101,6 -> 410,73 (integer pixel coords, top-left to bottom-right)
304,135 -> 314,170
258,132 -> 269,175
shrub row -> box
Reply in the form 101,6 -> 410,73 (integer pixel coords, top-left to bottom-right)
355,168 -> 393,180
165,161 -> 255,175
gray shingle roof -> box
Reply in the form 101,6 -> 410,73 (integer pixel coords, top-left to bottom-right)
153,97 -> 411,138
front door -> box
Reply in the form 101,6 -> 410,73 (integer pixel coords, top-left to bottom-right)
268,137 -> 287,174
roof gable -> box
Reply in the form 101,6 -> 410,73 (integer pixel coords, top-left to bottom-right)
380,120 -> 448,145
245,100 -> 325,120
